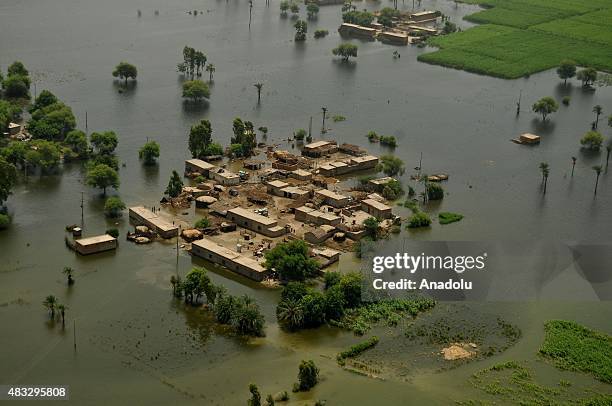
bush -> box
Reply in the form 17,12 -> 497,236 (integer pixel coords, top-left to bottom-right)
439,212 -> 463,224
264,240 -> 320,281
314,29 -> 329,39
295,360 -> 319,391
426,183 -> 444,200
366,131 -> 379,142
194,217 -> 211,229
104,196 -> 126,218
0,213 -> 10,229
580,131 -> 604,150
379,135 -> 397,148
106,228 -> 120,238
337,336 -> 379,364
381,179 -> 404,200
408,212 -> 432,228
562,96 -> 571,105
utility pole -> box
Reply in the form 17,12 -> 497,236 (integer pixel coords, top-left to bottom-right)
418,152 -> 423,177
80,191 -> 84,227
85,111 -> 88,135
308,116 -> 312,139
249,0 -> 253,30
321,107 -> 327,134
516,90 -> 522,115
73,320 -> 77,351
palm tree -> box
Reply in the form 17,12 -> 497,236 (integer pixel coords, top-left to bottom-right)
254,83 -> 263,103
205,63 -> 215,82
593,165 -> 602,195
606,143 -> 611,171
571,156 -> 577,177
62,267 -> 74,285
542,167 -> 550,194
539,162 -> 549,184
277,299 -> 304,330
43,295 -> 58,319
57,304 -> 67,326
593,105 -> 603,128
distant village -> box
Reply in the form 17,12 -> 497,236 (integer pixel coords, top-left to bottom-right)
69,139 -> 406,284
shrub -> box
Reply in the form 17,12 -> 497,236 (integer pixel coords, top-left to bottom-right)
562,96 -> 571,105
379,135 -> 397,148
336,336 -> 379,364
366,131 -> 379,142
426,183 -> 444,200
106,228 -> 120,238
0,213 -> 10,229
439,212 -> 464,224
381,179 -> 404,200
408,212 -> 432,228
314,29 -> 329,39
295,360 -> 319,391
104,196 -> 126,218
580,131 -> 604,150
194,217 -> 211,229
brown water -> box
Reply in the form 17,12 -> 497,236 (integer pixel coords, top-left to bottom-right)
1,0 -> 611,404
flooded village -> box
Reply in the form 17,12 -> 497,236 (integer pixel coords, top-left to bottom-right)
1,0 -> 612,405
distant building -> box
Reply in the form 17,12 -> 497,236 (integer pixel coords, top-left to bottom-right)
315,189 -> 350,208
210,168 -> 240,186
295,206 -> 342,226
302,140 -> 338,157
339,143 -> 367,156
349,155 -> 379,170
191,238 -> 270,281
361,198 -> 393,219
227,207 -> 286,237
368,176 -> 396,191
378,31 -> 409,46
129,206 -> 179,238
304,225 -> 336,244
338,23 -> 377,40
290,169 -> 313,181
185,159 -> 216,177
74,234 -> 117,255
410,10 -> 440,22
266,180 -> 290,196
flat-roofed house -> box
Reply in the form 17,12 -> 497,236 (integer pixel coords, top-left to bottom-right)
349,155 -> 379,170
185,159 -> 216,177
378,31 -> 409,45
315,189 -> 350,208
74,234 -> 117,255
290,169 -> 313,181
302,140 -> 338,157
280,186 -> 311,200
361,198 -> 393,219
338,23 -> 377,40
191,238 -> 270,281
266,180 -> 290,196
210,168 -> 240,186
129,206 -> 179,238
227,207 -> 286,237
295,206 -> 342,226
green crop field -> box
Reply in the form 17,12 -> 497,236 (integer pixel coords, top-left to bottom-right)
418,0 -> 612,79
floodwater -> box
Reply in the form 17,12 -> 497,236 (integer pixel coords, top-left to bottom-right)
1,0 -> 611,404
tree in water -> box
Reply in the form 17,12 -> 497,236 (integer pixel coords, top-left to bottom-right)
112,62 -> 138,86
62,267 -> 75,285
43,295 -> 58,319
532,97 -> 558,122
592,165 -> 602,195
254,82 -> 263,103
295,360 -> 319,391
556,60 -> 576,85
165,170 -> 183,198
248,383 -> 261,406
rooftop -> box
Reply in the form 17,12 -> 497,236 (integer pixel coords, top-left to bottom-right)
315,189 -> 348,201
268,180 -> 289,188
351,155 -> 378,164
228,207 -> 278,226
292,169 -> 312,177
192,238 -> 266,273
75,234 -> 116,246
304,140 -> 335,149
362,198 -> 392,211
186,159 -> 216,170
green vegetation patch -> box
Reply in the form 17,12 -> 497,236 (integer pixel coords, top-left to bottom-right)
539,320 -> 612,384
419,0 -> 612,78
337,336 -> 379,365
333,297 -> 436,335
439,212 -> 464,224
459,360 -> 612,405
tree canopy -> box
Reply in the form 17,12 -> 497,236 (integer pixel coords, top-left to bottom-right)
580,131 -> 604,151
532,97 -> 559,121
28,102 -> 76,141
112,62 -> 138,84
139,141 -> 160,165
90,131 -> 118,155
182,80 -> 210,102
332,43 -> 358,61
556,60 -> 576,85
0,156 -> 18,206
86,163 -> 120,195
264,240 -> 320,281
165,170 -> 183,198
377,155 -> 405,177
577,67 -> 597,88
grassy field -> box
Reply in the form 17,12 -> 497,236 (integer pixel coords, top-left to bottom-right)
418,0 -> 612,78
539,320 -> 612,384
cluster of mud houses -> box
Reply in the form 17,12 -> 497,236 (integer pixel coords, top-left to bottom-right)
338,10 -> 441,46
185,159 -> 240,186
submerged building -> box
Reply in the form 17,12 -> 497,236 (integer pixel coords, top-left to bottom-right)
191,238 -> 269,281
